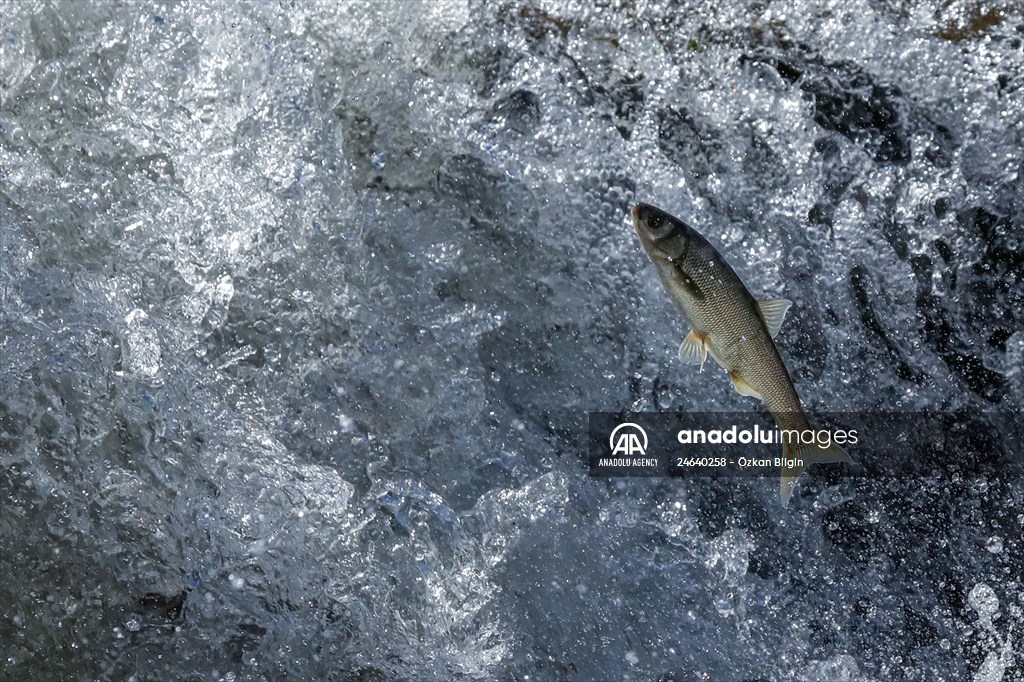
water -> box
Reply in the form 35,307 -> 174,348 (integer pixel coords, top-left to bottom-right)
1,1 -> 1022,679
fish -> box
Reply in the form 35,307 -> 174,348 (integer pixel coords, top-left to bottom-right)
632,202 -> 851,505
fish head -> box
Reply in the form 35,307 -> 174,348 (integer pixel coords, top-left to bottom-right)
632,202 -> 696,263
633,202 -> 720,305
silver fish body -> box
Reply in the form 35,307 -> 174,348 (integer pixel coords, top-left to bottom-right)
632,202 -> 850,504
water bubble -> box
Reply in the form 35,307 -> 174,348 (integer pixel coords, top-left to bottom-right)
123,309 -> 161,378
969,583 -> 999,623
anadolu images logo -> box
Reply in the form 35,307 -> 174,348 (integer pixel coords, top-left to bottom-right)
609,423 -> 648,456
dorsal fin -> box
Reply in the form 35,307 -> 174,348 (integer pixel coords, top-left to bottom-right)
758,298 -> 792,338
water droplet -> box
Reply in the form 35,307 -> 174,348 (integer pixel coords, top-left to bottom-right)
338,414 -> 357,433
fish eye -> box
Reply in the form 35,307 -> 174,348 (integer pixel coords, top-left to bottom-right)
647,215 -> 664,231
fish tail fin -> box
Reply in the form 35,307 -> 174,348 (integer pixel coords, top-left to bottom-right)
778,438 -> 853,507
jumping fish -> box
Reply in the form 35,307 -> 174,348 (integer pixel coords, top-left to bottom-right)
632,202 -> 851,505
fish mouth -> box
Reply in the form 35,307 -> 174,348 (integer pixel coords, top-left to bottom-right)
631,202 -> 650,237
632,202 -> 655,224
631,205 -> 652,246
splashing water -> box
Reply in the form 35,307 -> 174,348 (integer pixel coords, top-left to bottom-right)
2,1 -> 1023,679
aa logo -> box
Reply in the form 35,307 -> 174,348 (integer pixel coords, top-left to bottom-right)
609,423 -> 648,456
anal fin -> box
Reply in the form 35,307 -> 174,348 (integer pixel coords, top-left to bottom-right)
728,371 -> 762,399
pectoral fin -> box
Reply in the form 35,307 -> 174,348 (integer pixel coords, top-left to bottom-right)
679,330 -> 709,372
728,371 -> 762,399
758,298 -> 792,338
677,274 -> 705,300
